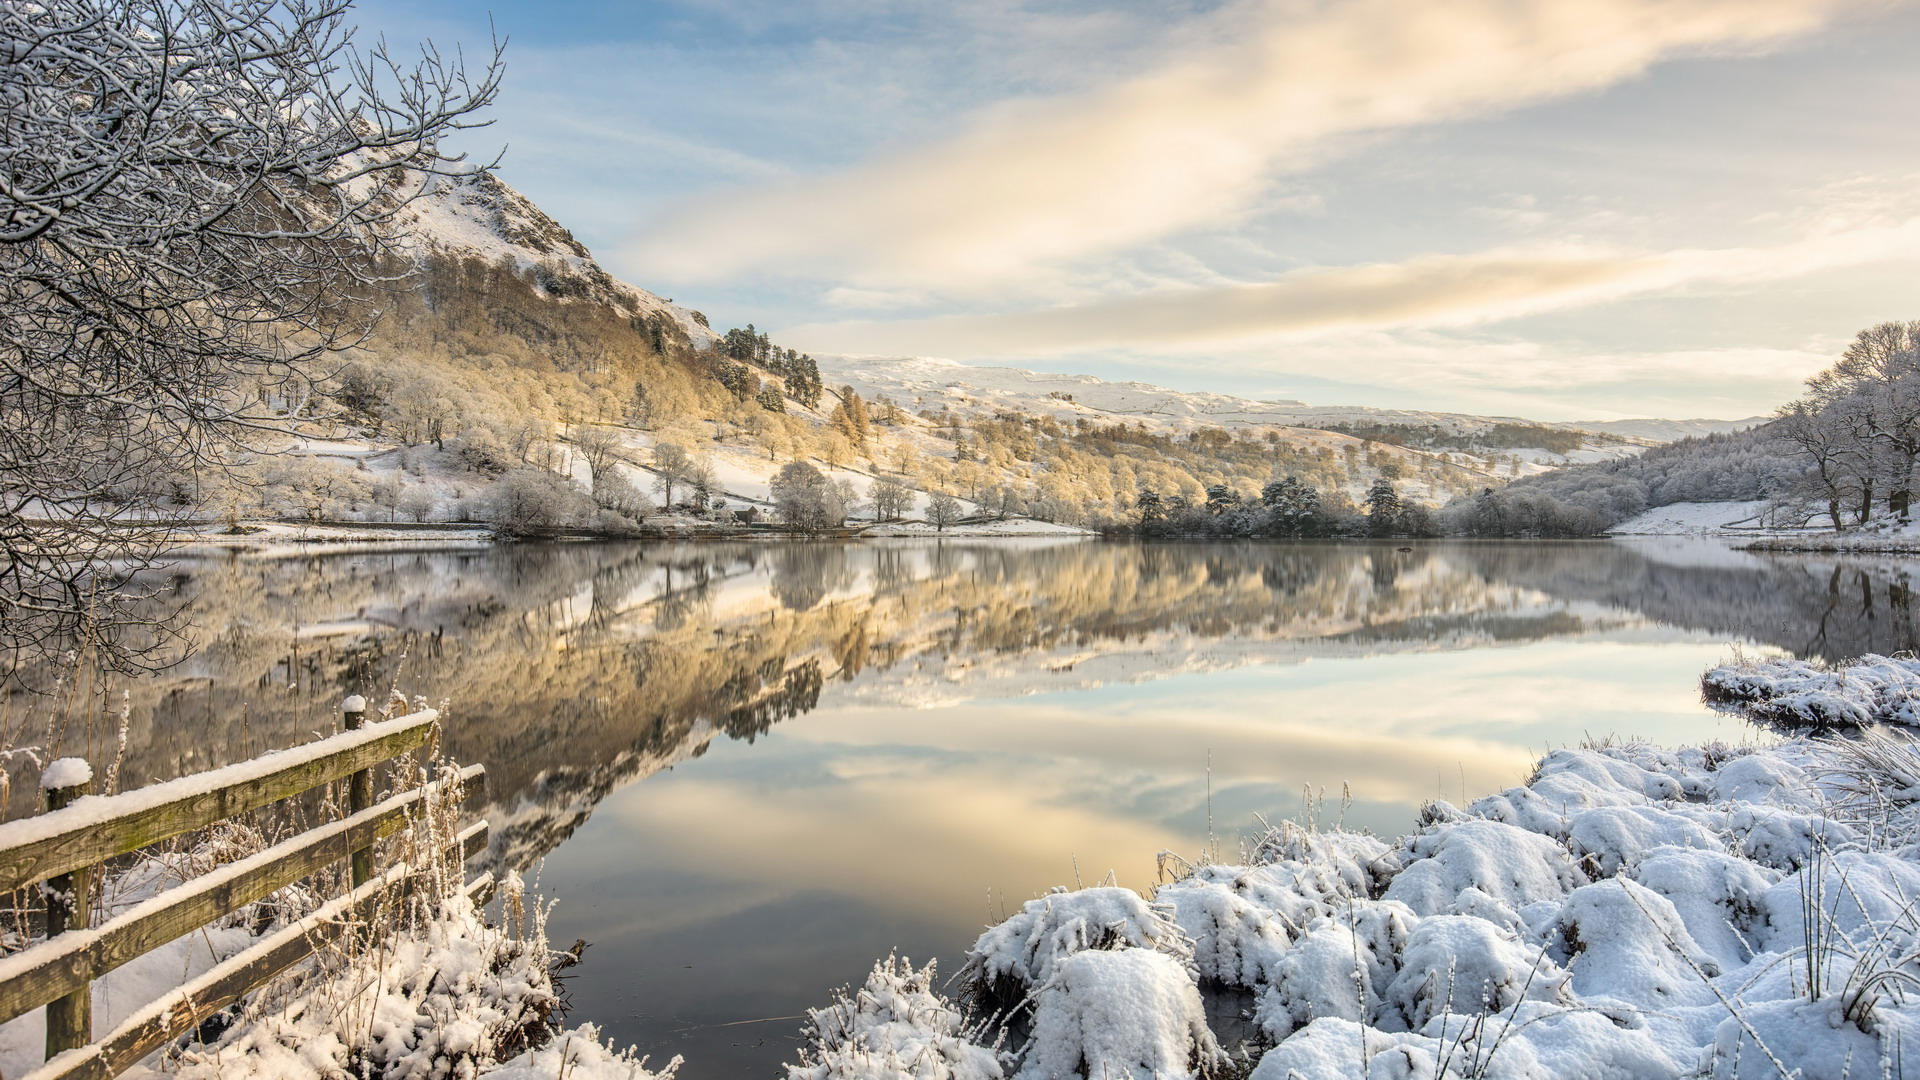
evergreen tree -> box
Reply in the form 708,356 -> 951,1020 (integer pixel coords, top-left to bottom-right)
1366,478 -> 1402,537
1204,483 -> 1241,514
1135,489 -> 1164,523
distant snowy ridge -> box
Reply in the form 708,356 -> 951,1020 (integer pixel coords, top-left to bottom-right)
812,353 -> 1723,465
816,354 -> 1590,434
1567,416 -> 1767,442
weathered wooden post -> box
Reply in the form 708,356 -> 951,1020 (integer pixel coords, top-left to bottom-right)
342,696 -> 372,887
41,757 -> 93,1058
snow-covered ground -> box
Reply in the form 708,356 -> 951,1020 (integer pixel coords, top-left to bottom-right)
1608,499 -> 1920,550
1608,500 -> 1773,536
1705,653 -> 1920,728
796,732 -> 1920,1078
861,519 -> 1093,537
178,521 -> 496,553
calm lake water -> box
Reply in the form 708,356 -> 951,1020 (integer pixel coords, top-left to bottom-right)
18,538 -> 1920,1077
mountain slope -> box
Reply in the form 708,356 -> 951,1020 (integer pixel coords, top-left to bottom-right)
395,166 -> 717,348
270,169 -> 1768,531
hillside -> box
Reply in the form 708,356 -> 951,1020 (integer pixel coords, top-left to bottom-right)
219,169 -> 1758,535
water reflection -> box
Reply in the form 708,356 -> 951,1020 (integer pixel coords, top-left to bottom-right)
8,538 -> 1918,1077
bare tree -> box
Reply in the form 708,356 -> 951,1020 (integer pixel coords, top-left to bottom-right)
571,426 -> 627,485
651,442 -> 692,506
0,0 -> 502,678
927,492 -> 964,532
870,477 -> 911,522
1806,321 -> 1920,520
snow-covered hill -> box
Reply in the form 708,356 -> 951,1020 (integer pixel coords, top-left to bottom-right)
814,353 -> 1656,465
394,165 -> 718,348
255,168 -> 1771,533
1566,417 -> 1766,441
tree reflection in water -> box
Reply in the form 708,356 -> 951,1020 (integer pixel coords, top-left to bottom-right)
6,538 -> 1916,870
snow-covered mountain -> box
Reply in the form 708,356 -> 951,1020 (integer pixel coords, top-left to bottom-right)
284,169 -> 1772,527
388,170 -> 1748,460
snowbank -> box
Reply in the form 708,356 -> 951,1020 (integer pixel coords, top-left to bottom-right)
1744,532 -> 1920,554
793,735 -> 1920,1078
1703,653 -> 1920,728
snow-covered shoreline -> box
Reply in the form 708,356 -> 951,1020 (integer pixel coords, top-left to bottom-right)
795,729 -> 1920,1078
169,516 -> 1097,554
1704,654 -> 1920,729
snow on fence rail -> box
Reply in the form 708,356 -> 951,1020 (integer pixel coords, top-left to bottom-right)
0,704 -> 490,1080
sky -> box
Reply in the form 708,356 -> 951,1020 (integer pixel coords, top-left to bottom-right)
354,0 -> 1920,421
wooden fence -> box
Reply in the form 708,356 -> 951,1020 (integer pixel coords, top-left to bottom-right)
0,703 -> 490,1080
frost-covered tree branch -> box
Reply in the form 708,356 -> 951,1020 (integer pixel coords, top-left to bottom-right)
0,0 -> 502,681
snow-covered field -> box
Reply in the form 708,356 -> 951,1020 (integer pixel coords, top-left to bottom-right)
1608,500 -> 1773,536
796,733 -> 1920,1078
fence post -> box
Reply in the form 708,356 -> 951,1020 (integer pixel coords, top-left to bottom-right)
343,696 -> 372,887
41,758 -> 93,1059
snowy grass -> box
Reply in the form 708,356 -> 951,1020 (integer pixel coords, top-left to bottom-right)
1703,652 -> 1920,729
0,705 -> 665,1080
793,731 -> 1920,1079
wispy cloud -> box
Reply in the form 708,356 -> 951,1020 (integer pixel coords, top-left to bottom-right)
777,218 -> 1920,357
624,0 -> 1868,289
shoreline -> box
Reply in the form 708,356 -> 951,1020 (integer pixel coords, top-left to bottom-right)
799,723 -> 1919,1079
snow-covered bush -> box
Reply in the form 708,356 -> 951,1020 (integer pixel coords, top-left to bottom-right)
788,956 -> 1004,1080
960,886 -> 1192,1008
170,886 -> 569,1080
1703,653 -> 1920,728
487,1023 -> 680,1080
804,723 -> 1920,1080
486,467 -> 593,536
1382,915 -> 1571,1030
1381,819 -> 1583,916
1156,879 -> 1291,987
1017,948 -> 1225,1080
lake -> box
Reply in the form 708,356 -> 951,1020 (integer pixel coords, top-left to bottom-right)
14,537 -> 1920,1077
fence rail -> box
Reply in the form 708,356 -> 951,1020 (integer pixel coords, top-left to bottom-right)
0,704 -> 489,1079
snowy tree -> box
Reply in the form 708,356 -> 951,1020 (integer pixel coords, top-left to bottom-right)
1262,476 -> 1323,538
927,492 -> 964,532
650,442 -> 692,506
870,477 -> 912,522
592,469 -> 652,523
1365,478 -> 1402,537
570,427 -> 626,487
398,486 -> 437,523
686,461 -> 719,511
771,462 -> 846,532
0,0 -> 500,676
486,469 -> 588,536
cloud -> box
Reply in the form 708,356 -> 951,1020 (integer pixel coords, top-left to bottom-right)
623,0 -> 1866,288
775,217 -> 1920,357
